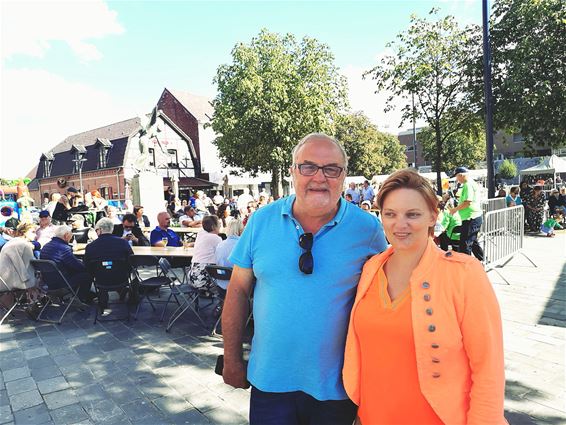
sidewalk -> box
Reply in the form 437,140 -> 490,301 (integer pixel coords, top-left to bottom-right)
491,231 -> 566,424
0,233 -> 565,424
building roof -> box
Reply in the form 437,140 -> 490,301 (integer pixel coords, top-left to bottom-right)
50,117 -> 142,154
166,89 -> 213,123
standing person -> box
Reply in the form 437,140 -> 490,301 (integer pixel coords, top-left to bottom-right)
133,205 -> 150,228
345,182 -> 361,205
213,191 -> 225,207
222,133 -> 387,424
449,167 -> 484,261
343,169 -> 506,425
360,180 -> 375,203
525,186 -> 546,232
46,193 -> 61,217
52,195 -> 71,224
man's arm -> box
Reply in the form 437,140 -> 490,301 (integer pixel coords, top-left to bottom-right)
222,265 -> 255,389
450,200 -> 471,214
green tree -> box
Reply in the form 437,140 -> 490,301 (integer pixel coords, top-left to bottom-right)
365,10 -> 482,193
497,159 -> 518,180
419,120 -> 486,173
210,29 -> 348,196
334,112 -> 406,177
490,0 -> 565,149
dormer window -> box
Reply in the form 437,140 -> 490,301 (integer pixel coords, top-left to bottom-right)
95,138 -> 112,169
41,152 -> 54,178
71,144 -> 87,173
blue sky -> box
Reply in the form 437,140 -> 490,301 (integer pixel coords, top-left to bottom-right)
1,0 -> 483,178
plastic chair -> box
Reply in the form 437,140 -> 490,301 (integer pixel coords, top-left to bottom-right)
30,259 -> 82,324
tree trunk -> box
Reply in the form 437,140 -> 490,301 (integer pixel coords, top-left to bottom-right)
435,124 -> 443,195
271,167 -> 281,198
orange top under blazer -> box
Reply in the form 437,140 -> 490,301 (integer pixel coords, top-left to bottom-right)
343,239 -> 507,425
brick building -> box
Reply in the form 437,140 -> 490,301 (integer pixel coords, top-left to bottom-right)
30,88 -> 216,205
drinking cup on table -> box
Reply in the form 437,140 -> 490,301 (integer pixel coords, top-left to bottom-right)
162,237 -> 168,247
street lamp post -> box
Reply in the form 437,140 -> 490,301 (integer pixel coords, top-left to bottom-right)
482,0 -> 496,198
412,92 -> 417,168
72,155 -> 87,195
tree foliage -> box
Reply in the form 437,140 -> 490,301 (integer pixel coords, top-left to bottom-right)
490,0 -> 565,148
497,159 -> 518,180
210,29 -> 348,196
334,112 -> 406,177
365,9 -> 482,192
419,120 -> 486,173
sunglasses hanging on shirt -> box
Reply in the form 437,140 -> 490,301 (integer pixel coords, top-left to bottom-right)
299,232 -> 314,274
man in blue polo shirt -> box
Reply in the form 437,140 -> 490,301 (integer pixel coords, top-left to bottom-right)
149,211 -> 181,247
222,133 -> 388,424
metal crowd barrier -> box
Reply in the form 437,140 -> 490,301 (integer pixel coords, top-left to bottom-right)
481,197 -> 506,216
482,205 -> 536,284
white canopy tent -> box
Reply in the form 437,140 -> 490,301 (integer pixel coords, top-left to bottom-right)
519,155 -> 566,189
519,155 -> 566,176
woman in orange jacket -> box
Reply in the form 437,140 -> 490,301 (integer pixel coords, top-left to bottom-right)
343,169 -> 506,425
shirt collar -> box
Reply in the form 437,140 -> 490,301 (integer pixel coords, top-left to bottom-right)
281,194 -> 347,227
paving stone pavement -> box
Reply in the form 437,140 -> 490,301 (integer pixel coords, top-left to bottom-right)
0,233 -> 564,424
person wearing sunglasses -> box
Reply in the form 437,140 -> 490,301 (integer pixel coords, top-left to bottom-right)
222,133 -> 387,425
112,213 -> 149,246
343,169 -> 505,424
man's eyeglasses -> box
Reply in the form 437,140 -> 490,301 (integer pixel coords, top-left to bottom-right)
299,232 -> 314,274
123,224 -> 135,230
294,163 -> 344,178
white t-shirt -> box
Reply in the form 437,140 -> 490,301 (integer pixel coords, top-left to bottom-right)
192,231 -> 222,264
179,214 -> 199,227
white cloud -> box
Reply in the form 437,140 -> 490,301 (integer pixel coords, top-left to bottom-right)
0,68 -> 139,178
342,64 -> 425,135
1,0 -> 124,62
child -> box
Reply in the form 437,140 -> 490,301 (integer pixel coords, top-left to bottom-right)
540,213 -> 563,237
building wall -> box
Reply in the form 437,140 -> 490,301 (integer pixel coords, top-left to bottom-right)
398,129 -> 427,167
37,168 -> 125,202
157,90 -> 201,171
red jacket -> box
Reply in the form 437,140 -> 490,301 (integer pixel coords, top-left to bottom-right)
343,239 -> 507,424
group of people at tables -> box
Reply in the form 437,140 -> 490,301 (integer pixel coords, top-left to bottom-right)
0,203 -> 244,316
2,133 -> 512,424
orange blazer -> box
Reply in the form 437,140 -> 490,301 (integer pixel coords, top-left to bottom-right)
343,239 -> 507,425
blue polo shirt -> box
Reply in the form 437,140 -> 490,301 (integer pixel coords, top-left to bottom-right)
229,195 -> 387,400
149,227 -> 181,247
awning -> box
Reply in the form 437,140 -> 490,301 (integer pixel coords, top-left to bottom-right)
163,176 -> 218,190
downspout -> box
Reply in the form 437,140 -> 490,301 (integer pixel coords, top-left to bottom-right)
116,168 -> 121,200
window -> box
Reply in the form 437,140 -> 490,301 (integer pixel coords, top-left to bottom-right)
513,134 -> 524,144
167,149 -> 178,167
149,148 -> 155,166
99,187 -> 112,199
41,153 -> 54,177
98,147 -> 109,168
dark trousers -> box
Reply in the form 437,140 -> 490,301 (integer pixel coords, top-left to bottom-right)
438,232 -> 460,252
459,216 -> 484,261
249,386 -> 357,425
48,272 -> 92,301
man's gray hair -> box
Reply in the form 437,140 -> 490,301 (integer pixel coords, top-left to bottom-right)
53,225 -> 72,239
95,217 -> 115,234
291,133 -> 348,169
